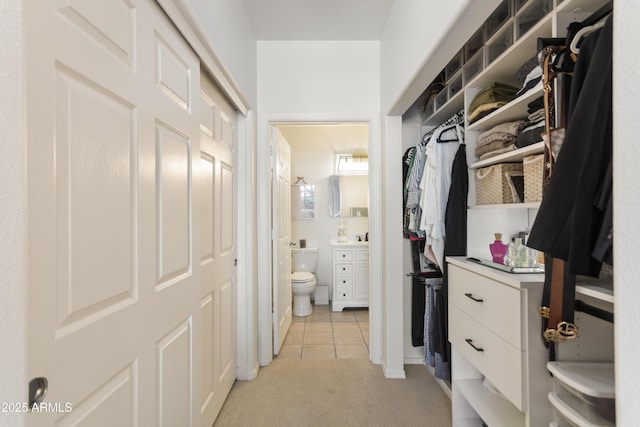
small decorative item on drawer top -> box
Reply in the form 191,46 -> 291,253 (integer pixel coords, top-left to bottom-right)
476,163 -> 524,205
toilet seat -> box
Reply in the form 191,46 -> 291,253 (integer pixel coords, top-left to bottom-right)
291,272 -> 315,283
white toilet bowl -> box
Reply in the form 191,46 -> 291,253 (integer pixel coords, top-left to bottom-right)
291,272 -> 317,317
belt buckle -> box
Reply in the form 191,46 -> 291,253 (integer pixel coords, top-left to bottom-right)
538,306 -> 550,318
543,322 -> 578,343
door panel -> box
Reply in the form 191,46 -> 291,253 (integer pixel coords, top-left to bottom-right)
272,128 -> 292,354
26,0 -> 209,425
198,73 -> 237,426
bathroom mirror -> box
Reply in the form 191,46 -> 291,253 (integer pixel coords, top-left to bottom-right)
291,184 -> 315,219
329,175 -> 368,217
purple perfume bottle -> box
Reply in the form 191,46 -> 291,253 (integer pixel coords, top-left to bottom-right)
490,233 -> 508,264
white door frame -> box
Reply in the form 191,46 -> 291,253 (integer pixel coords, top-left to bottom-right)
257,114 -> 382,366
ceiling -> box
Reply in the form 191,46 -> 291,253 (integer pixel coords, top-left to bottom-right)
278,124 -> 369,155
242,0 -> 396,40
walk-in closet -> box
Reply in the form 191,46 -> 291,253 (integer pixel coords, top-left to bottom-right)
401,0 -> 615,425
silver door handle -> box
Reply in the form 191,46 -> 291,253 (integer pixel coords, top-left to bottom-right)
29,377 -> 48,408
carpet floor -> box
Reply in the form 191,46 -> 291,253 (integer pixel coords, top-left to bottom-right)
213,359 -> 452,427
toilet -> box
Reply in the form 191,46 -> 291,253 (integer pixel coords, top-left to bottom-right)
291,247 -> 318,317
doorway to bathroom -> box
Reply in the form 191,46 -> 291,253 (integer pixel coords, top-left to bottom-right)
257,118 -> 382,366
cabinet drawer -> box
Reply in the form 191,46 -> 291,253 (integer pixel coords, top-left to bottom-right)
448,265 -> 523,349
354,250 -> 369,261
335,264 -> 353,275
334,277 -> 352,288
334,250 -> 353,261
335,286 -> 353,301
449,303 -> 525,411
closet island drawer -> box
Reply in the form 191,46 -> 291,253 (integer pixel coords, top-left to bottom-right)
449,264 -> 524,349
449,303 -> 525,411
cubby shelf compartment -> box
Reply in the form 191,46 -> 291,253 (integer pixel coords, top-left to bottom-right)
421,87 -> 465,127
466,13 -> 553,90
469,141 -> 544,169
468,87 -> 544,132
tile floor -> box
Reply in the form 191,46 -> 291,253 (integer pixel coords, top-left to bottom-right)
276,304 -> 369,360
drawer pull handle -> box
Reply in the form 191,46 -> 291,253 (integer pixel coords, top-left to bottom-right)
464,293 -> 483,303
465,338 -> 484,352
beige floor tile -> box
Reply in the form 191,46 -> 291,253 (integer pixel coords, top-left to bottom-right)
332,322 -> 360,333
288,323 -> 305,333
291,315 -> 306,323
333,330 -> 364,344
306,313 -> 331,322
302,344 -> 335,360
330,311 -> 357,322
277,344 -> 302,360
335,343 -> 369,359
283,331 -> 304,345
312,305 -> 331,314
303,331 -> 334,345
304,322 -> 332,333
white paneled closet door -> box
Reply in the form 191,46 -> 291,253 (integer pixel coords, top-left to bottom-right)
198,72 -> 238,426
24,0 -> 236,425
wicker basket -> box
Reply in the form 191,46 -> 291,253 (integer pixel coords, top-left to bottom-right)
476,163 -> 524,205
523,154 -> 544,202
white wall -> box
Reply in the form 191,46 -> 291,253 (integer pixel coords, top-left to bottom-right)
256,40 -> 384,366
380,0 -> 500,115
0,0 -> 27,424
257,41 -> 380,115
613,1 -> 640,423
187,0 -> 257,105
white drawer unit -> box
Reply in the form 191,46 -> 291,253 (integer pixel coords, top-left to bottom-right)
331,243 -> 369,311
448,257 -> 550,427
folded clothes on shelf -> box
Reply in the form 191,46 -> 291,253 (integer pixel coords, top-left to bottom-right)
468,82 -> 520,124
516,120 -> 545,148
476,120 -> 527,147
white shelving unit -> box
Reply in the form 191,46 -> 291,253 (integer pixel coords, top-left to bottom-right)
410,0 -> 616,425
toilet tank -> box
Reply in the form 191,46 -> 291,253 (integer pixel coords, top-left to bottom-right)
291,248 -> 318,272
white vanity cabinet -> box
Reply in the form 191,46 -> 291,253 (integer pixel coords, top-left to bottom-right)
331,242 -> 369,312
447,257 -> 551,427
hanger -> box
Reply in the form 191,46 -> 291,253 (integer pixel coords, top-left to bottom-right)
570,18 -> 607,54
422,109 -> 465,145
436,124 -> 464,143
569,1 -> 612,54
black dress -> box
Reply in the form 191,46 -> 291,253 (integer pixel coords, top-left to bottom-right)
527,17 -> 613,277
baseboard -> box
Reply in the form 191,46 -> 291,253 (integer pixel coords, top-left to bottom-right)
381,360 -> 406,379
403,355 -> 425,365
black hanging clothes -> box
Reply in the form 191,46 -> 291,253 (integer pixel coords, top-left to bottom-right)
527,17 -> 613,277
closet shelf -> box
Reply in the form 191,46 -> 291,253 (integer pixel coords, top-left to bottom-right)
576,283 -> 614,305
469,141 -> 544,169
468,87 -> 544,132
557,0 -> 611,14
466,14 -> 553,89
470,202 -> 541,210
422,88 -> 465,127
455,379 -> 525,427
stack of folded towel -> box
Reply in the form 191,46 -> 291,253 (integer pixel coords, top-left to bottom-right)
515,97 -> 546,148
475,120 -> 527,159
468,82 -> 520,124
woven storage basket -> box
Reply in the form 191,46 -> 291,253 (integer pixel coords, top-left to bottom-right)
476,163 -> 524,205
523,154 -> 544,202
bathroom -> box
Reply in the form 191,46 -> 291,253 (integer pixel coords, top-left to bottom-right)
279,123 -> 370,313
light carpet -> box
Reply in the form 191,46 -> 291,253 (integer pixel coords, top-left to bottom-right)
213,359 -> 451,427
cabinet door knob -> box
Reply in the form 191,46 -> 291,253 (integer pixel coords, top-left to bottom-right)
464,293 -> 483,303
465,338 -> 484,352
